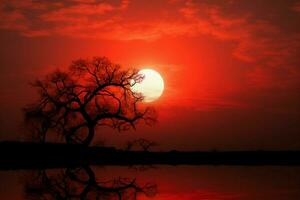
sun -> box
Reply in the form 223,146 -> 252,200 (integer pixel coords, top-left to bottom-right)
131,69 -> 164,102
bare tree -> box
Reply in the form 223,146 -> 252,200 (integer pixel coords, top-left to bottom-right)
24,166 -> 157,200
125,138 -> 157,152
23,57 -> 156,146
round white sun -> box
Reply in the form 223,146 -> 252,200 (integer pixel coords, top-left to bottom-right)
131,69 -> 164,102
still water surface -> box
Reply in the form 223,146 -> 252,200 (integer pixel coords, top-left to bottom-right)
1,165 -> 300,200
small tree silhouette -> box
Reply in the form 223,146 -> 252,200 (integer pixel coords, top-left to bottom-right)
23,57 -> 156,146
125,138 -> 157,152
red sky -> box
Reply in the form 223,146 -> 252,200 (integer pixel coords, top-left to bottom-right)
0,0 -> 300,150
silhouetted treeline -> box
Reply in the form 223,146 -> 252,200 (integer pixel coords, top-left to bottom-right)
1,141 -> 300,170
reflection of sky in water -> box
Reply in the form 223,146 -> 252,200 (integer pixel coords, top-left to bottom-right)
1,166 -> 300,200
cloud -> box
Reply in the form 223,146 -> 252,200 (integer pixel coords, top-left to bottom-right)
0,0 -> 129,37
175,1 -> 300,89
292,2 -> 300,12
0,0 -> 299,91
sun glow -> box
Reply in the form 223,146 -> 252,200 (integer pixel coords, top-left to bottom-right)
131,69 -> 164,102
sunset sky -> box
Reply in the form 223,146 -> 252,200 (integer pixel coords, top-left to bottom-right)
0,0 -> 300,150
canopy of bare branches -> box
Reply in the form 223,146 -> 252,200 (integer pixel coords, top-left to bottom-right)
23,57 -> 156,145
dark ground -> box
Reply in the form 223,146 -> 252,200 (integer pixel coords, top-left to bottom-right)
1,141 -> 300,170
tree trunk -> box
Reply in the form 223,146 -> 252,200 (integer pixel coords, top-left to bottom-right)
82,126 -> 95,146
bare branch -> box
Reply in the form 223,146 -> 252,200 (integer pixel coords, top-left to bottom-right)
23,57 -> 157,145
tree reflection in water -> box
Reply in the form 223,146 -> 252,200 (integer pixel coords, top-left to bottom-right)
24,166 -> 157,200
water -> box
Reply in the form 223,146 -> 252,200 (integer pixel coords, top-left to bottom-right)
1,165 -> 300,200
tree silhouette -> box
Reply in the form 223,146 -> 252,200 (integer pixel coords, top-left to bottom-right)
23,57 -> 156,146
24,166 -> 157,200
125,138 -> 157,152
